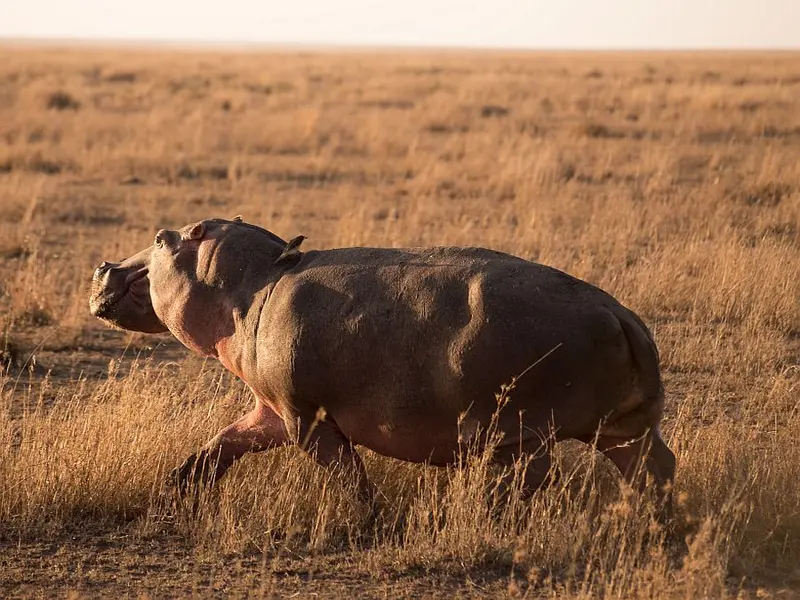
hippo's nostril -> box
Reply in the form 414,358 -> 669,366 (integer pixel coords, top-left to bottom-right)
154,229 -> 168,248
94,261 -> 115,281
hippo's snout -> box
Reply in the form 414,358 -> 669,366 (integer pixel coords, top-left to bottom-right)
89,250 -> 168,334
90,262 -> 147,315
89,265 -> 115,318
92,261 -> 114,284
90,262 -> 123,310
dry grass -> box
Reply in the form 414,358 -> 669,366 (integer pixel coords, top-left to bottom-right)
0,47 -> 798,598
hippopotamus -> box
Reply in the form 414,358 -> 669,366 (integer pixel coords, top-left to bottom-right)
89,217 -> 675,514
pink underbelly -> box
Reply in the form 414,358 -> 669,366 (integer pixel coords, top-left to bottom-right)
342,423 -> 462,466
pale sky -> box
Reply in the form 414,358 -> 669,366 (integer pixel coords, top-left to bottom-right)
1,0 -> 798,49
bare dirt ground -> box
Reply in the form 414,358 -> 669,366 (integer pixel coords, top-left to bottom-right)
0,47 -> 798,598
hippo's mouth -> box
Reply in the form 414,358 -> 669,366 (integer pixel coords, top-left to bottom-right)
90,267 -> 150,317
89,245 -> 168,334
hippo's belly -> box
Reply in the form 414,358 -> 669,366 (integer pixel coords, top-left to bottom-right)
327,378 -> 485,465
340,417 -> 465,465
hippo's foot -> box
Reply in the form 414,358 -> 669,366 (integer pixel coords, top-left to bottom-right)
163,450 -> 220,504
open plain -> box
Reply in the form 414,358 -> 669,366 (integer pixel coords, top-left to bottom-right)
0,47 -> 798,598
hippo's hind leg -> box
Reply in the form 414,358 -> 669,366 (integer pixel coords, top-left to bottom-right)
170,398 -> 289,496
492,434 -> 557,497
294,416 -> 374,504
584,429 -> 676,520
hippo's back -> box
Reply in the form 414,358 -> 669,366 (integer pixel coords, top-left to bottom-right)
286,243 -> 611,300
279,244 -> 622,333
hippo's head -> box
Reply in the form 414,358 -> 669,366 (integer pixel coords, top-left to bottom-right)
89,217 -> 292,334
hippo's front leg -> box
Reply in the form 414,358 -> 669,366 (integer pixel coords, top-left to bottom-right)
169,398 -> 289,495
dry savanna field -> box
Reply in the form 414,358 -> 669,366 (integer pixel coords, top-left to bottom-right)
0,46 -> 798,598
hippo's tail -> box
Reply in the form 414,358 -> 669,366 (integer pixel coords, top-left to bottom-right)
605,307 -> 665,436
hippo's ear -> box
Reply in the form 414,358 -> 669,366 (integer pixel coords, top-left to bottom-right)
188,222 -> 206,240
232,215 -> 243,223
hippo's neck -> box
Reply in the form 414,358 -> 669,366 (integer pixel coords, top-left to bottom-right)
164,289 -> 236,359
211,281 -> 282,385
175,236 -> 293,377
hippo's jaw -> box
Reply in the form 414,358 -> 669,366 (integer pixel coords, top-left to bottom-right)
89,260 -> 169,334
90,262 -> 145,312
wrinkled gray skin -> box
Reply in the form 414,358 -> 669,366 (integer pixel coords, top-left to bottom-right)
89,217 -> 675,516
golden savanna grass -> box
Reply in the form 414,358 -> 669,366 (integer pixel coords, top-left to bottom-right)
0,46 -> 798,597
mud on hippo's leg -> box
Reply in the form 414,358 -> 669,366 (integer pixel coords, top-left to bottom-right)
168,399 -> 289,497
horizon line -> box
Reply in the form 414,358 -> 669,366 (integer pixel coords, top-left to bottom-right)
2,36 -> 800,54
